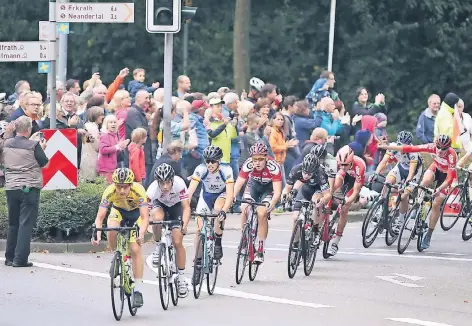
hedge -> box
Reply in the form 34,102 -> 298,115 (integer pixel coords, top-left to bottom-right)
0,179 -> 108,242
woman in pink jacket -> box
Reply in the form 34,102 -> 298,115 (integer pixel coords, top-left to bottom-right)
97,114 -> 130,183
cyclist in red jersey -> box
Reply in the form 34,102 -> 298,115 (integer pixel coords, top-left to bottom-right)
380,134 -> 457,250
328,145 -> 366,256
233,141 -> 283,263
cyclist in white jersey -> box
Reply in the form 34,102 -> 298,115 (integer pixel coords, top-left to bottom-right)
373,131 -> 423,231
147,163 -> 191,298
188,145 -> 234,260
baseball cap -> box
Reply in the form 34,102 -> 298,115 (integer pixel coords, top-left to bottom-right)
192,99 -> 209,110
209,98 -> 225,106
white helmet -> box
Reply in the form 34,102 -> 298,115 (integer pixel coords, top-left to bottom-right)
0,120 -> 8,136
249,77 -> 265,92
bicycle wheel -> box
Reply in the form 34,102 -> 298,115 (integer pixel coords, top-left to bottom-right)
397,204 -> 420,254
127,294 -> 137,316
249,217 -> 260,281
303,222 -> 318,276
193,235 -> 205,299
287,220 -> 303,279
385,199 -> 401,246
157,243 -> 170,310
169,249 -> 179,306
110,252 -> 125,321
235,224 -> 250,284
462,211 -> 472,241
362,198 -> 384,248
440,184 -> 463,231
323,212 -> 339,259
206,257 -> 219,295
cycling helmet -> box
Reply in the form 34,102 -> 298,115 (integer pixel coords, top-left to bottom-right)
112,168 -> 135,184
154,163 -> 175,182
336,145 -> 354,165
249,77 -> 265,92
397,131 -> 413,145
310,143 -> 328,159
435,134 -> 451,149
203,145 -> 223,161
302,153 -> 320,174
0,121 -> 8,136
249,141 -> 269,156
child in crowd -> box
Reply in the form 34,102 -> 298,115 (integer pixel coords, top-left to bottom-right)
97,115 -> 130,183
127,68 -> 160,100
128,127 -> 147,184
305,77 -> 330,109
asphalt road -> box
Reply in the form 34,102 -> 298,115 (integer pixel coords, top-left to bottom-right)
1,213 -> 471,326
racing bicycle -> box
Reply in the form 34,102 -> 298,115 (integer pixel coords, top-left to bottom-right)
235,199 -> 267,284
191,212 -> 222,299
322,194 -> 346,259
149,220 -> 180,310
92,225 -> 139,321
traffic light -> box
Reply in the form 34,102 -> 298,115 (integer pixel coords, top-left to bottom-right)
146,0 -> 181,33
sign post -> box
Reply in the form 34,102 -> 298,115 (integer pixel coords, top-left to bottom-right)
162,33 -> 173,153
49,1 -> 58,129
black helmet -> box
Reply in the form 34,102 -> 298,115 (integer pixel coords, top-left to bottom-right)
154,163 -> 175,182
435,134 -> 451,149
310,143 -> 328,159
203,145 -> 223,161
397,131 -> 413,145
302,153 -> 320,174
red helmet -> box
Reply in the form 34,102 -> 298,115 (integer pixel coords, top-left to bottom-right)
249,141 -> 269,156
435,134 -> 451,149
336,145 -> 354,165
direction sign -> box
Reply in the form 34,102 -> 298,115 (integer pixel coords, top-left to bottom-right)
39,21 -> 56,41
56,2 -> 134,23
0,41 -> 54,62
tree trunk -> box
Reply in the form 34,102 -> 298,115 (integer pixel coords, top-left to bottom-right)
233,0 -> 251,95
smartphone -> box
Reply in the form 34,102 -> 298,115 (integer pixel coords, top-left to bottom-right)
39,132 -> 44,141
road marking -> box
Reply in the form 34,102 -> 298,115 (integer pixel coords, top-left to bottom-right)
386,317 -> 453,326
270,229 -> 292,232
0,257 -> 332,309
376,274 -> 424,288
365,248 -> 466,256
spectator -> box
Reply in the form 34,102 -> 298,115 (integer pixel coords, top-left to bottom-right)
349,129 -> 371,163
223,92 -> 242,183
361,115 -> 378,170
8,92 -> 41,135
247,77 -> 265,104
98,115 -> 129,183
6,80 -> 30,105
416,94 -> 440,144
260,83 -> 280,117
66,79 -> 81,95
293,99 -> 321,149
127,68 -> 159,100
238,100 -> 255,123
79,106 -> 104,182
320,70 -> 340,101
187,100 -> 209,167
319,97 -> 345,136
153,88 -> 165,104
306,77 -> 330,109
218,87 -> 230,98
128,127 -> 147,183
173,75 -> 191,99
207,98 -> 237,166
351,87 -> 386,133
110,90 -> 131,140
147,140 -> 184,188
434,92 -> 460,149
299,127 -> 329,160
3,116 -> 48,267
126,89 -> 154,180
374,112 -> 388,167
269,112 -> 298,184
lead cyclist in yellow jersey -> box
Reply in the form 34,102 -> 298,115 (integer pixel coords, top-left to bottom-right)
92,168 -> 149,308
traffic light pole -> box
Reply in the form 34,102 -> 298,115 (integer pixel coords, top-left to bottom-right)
182,23 -> 188,74
162,33 -> 173,154
49,0 -> 57,129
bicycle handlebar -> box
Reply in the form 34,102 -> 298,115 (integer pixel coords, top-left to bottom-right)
92,225 -> 138,241
408,182 -> 435,194
191,212 -> 225,231
149,220 -> 182,227
457,166 -> 472,174
236,199 -> 267,207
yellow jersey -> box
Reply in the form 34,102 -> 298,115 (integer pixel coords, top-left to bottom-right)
100,182 -> 148,211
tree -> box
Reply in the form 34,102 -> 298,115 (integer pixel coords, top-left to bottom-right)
233,0 -> 251,94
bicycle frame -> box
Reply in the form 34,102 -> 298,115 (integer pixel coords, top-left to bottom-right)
238,199 -> 266,261
150,220 -> 180,284
192,213 -> 220,272
321,194 -> 345,242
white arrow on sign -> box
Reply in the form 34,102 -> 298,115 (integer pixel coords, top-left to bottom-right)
376,273 -> 424,288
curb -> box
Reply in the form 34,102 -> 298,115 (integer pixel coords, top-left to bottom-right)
0,211 -> 366,254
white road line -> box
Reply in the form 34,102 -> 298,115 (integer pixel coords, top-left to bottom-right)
365,248 -> 466,256
386,317 -> 453,326
392,273 -> 423,281
0,257 -> 332,309
270,229 -> 292,232
375,276 -> 424,288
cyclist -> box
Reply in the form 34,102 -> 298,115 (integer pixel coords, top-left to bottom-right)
379,134 -> 457,250
282,153 -> 331,244
328,145 -> 367,256
92,168 -> 149,308
188,145 -> 234,260
233,141 -> 283,263
310,143 -> 337,190
372,131 -> 423,232
147,163 -> 191,297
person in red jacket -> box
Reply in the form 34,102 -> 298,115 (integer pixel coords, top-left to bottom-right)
128,128 -> 148,184
379,134 -> 457,250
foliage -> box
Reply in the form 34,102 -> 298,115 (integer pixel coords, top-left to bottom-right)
0,180 -> 107,242
0,0 -> 471,131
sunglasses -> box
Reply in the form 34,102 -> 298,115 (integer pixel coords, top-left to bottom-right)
252,157 -> 266,162
339,163 -> 350,167
436,146 -> 448,151
205,159 -> 219,164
